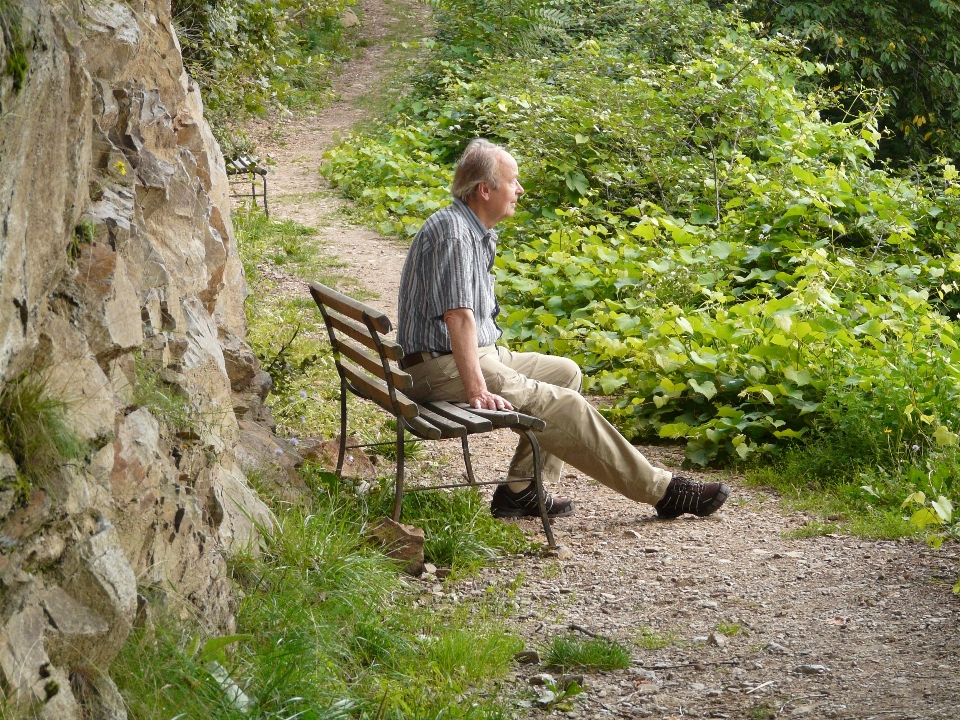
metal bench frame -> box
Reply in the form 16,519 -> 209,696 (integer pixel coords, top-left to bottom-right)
309,281 -> 556,546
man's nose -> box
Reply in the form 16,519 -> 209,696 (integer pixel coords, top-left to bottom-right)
516,181 -> 524,195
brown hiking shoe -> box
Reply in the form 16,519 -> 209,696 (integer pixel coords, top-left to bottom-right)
491,483 -> 575,519
655,475 -> 730,519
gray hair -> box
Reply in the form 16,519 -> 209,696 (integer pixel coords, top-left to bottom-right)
450,138 -> 508,201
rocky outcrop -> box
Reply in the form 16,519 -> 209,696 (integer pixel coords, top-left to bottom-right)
0,1 -> 275,716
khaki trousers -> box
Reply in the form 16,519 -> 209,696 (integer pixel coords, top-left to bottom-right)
405,345 -> 671,505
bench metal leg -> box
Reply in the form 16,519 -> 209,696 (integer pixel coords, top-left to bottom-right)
336,378 -> 347,476
521,428 -> 555,548
263,174 -> 269,218
392,423 -> 405,522
461,436 -> 477,485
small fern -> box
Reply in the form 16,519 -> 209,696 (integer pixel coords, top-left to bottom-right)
426,0 -> 569,55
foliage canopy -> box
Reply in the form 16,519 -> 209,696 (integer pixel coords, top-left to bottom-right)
724,0 -> 960,161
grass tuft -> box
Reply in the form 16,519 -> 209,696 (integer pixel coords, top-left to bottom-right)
131,352 -> 197,433
634,625 -> 677,650
0,372 -> 85,495
544,634 -> 632,671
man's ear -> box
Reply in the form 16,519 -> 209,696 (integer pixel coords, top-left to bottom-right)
475,181 -> 491,200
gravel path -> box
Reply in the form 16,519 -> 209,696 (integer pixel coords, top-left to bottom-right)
244,2 -> 960,717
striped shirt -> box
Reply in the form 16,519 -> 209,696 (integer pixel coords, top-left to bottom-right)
397,198 -> 502,353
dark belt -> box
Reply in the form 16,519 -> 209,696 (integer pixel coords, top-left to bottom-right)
398,350 -> 451,370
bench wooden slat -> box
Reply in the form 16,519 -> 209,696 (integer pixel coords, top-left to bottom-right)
422,401 -> 493,433
416,407 -> 468,438
451,404 -> 547,432
310,281 -> 392,334
403,414 -> 442,440
337,337 -> 412,391
340,359 -> 419,419
325,309 -> 402,362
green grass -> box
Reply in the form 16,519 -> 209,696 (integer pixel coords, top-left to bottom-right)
744,438 -> 922,541
715,623 -> 741,636
633,626 -> 677,651
0,372 -> 86,499
131,351 -> 197,434
543,634 -> 632,672
113,468 -> 524,719
302,463 -> 531,574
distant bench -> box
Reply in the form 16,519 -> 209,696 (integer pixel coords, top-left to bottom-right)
226,156 -> 269,217
308,281 -> 556,546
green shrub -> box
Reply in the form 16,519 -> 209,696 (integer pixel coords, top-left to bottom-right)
172,0 -> 352,153
726,0 -> 960,161
428,0 -> 569,59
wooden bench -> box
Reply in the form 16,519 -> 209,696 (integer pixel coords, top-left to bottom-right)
309,281 -> 556,546
225,155 -> 269,217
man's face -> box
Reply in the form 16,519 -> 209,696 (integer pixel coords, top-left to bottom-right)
486,153 -> 524,225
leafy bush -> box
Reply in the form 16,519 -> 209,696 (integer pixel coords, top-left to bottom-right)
323,0 -> 960,525
428,0 -> 569,59
172,0 -> 351,153
724,0 -> 960,161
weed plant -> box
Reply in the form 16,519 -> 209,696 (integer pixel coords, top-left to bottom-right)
543,634 -> 632,671
0,373 -> 85,496
634,626 -> 677,651
131,352 -> 198,434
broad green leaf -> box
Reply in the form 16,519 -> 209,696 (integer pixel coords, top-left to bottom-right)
688,379 -> 717,399
934,425 -> 958,447
791,165 -> 819,184
909,507 -> 942,529
932,496 -> 954,523
783,367 -> 811,386
901,491 -> 926,509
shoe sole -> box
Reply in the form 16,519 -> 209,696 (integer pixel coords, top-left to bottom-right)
492,504 -> 576,519
656,483 -> 730,519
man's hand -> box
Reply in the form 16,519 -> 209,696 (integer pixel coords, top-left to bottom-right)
468,389 -> 514,412
444,307 -> 514,412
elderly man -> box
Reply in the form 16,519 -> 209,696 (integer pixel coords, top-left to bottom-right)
397,138 -> 730,520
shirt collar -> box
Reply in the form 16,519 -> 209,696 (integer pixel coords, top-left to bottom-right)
452,198 -> 495,241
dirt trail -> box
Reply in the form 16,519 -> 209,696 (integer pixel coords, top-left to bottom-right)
246,2 -> 960,717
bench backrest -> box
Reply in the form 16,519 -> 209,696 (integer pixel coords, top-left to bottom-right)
308,281 -> 421,422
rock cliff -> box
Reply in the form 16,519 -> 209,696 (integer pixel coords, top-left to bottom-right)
0,1 -> 275,715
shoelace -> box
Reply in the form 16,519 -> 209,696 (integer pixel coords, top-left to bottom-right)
667,479 -> 703,512
513,487 -> 558,510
